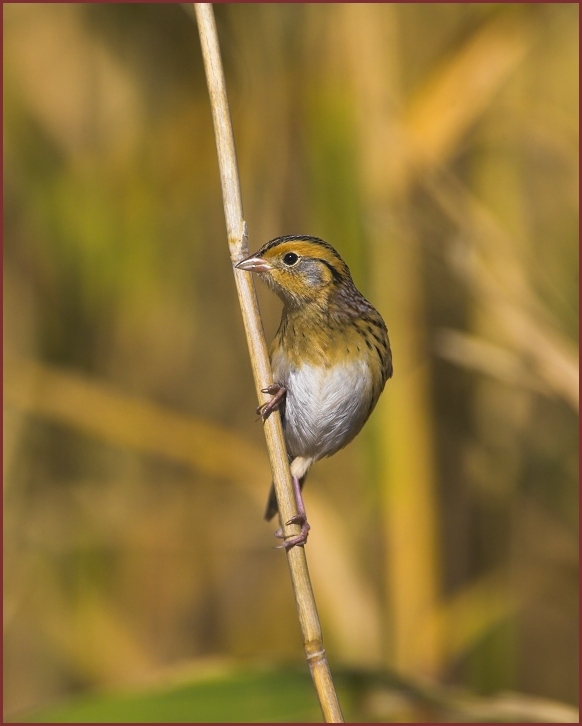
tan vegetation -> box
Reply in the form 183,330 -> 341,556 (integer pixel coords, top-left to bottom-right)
4,3 -> 578,721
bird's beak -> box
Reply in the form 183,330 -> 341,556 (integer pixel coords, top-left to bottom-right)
235,255 -> 273,273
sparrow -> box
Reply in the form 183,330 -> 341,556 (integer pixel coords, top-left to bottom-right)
236,235 -> 392,549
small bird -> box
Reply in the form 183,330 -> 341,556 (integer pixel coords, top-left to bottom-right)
236,235 -> 392,549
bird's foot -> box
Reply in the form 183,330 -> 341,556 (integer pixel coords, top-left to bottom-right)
274,513 -> 311,550
256,383 -> 286,421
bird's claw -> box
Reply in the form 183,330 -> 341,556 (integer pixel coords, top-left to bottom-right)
273,514 -> 311,550
256,383 -> 286,421
261,385 -> 283,395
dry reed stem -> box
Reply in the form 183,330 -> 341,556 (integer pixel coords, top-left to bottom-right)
194,4 -> 344,722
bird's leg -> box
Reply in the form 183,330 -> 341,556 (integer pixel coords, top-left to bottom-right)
256,383 -> 286,421
274,475 -> 311,550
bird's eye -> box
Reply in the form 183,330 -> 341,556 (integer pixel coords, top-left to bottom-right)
283,252 -> 299,266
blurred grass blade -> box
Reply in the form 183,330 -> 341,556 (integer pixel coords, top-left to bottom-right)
4,357 -> 267,484
342,2 -> 442,677
405,12 -> 534,169
420,571 -> 517,666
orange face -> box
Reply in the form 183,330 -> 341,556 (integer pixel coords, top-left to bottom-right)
236,235 -> 352,307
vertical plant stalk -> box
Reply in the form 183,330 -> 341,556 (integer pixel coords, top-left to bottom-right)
193,4 -> 344,722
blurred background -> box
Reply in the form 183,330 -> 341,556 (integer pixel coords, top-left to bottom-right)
3,3 -> 578,722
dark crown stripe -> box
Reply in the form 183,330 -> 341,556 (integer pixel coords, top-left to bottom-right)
261,235 -> 343,262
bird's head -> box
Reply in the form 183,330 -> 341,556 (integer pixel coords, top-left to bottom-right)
235,235 -> 352,307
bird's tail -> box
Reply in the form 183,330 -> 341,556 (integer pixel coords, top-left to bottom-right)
263,476 -> 307,521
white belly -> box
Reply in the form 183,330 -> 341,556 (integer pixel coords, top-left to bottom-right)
271,350 -> 374,463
